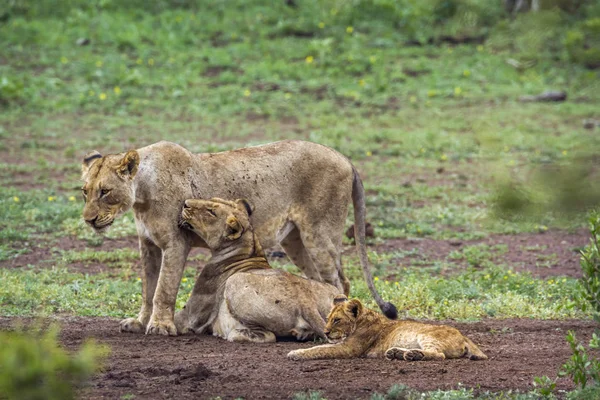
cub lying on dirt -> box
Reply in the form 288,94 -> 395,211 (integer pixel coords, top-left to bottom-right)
288,295 -> 487,361
175,197 -> 340,342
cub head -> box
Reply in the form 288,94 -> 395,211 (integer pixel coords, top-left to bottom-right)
180,197 -> 253,251
80,150 -> 140,233
323,295 -> 364,343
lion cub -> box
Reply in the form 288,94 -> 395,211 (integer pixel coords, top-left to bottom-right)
288,295 -> 487,361
175,197 -> 340,342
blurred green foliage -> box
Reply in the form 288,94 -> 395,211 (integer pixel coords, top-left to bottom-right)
0,325 -> 109,400
0,0 -> 598,110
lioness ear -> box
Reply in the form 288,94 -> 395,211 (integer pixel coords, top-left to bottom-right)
116,150 -> 140,180
333,294 -> 348,305
345,299 -> 363,319
81,151 -> 102,179
225,215 -> 243,240
235,198 -> 253,216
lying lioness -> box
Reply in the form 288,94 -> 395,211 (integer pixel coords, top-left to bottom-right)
288,295 -> 487,361
175,197 -> 340,342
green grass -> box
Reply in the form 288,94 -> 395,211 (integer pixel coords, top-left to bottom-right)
294,383 -> 571,399
0,266 -> 199,318
0,256 -> 585,321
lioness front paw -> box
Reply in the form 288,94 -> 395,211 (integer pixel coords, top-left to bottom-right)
287,349 -> 307,361
119,318 -> 145,334
146,319 -> 178,336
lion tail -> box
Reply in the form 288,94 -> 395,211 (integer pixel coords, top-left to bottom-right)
352,166 -> 398,320
465,337 -> 488,360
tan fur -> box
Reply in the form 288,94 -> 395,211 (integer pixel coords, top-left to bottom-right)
80,141 -> 395,336
288,296 -> 487,361
174,198 -> 340,342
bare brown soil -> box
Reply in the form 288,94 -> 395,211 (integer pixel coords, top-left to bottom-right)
0,316 -> 595,399
369,229 -> 587,278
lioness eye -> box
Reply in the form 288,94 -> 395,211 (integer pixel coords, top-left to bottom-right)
333,318 -> 340,324
100,189 -> 110,197
207,209 -> 216,217
81,188 -> 88,197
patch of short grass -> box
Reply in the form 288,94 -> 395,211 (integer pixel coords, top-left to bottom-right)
352,264 -> 585,321
0,266 -> 197,318
59,248 -> 139,269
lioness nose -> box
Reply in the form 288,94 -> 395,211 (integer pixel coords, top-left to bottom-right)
85,216 -> 98,226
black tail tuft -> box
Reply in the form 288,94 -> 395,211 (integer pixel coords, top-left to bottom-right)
381,302 -> 398,320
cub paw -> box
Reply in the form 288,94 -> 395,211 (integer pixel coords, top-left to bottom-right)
385,347 -> 407,361
404,349 -> 425,361
287,349 -> 305,361
119,318 -> 145,334
146,319 -> 178,336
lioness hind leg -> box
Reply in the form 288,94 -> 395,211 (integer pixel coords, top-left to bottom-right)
227,328 -> 276,343
299,230 -> 344,292
280,228 -> 322,282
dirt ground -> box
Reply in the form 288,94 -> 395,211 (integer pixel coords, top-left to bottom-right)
0,316 -> 595,399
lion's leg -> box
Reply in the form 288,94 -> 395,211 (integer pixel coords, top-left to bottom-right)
120,238 -> 161,333
298,230 -> 345,293
287,343 -> 360,361
299,307 -> 327,340
227,328 -> 276,343
280,228 -> 321,281
146,239 -> 191,336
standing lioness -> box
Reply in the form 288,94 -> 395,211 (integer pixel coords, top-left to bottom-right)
288,295 -> 487,361
175,197 -> 339,341
81,140 -> 396,335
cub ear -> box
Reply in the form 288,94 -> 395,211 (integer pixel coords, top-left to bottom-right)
345,299 -> 363,319
81,151 -> 102,179
115,150 -> 140,180
235,198 -> 253,216
225,215 -> 243,240
333,294 -> 348,305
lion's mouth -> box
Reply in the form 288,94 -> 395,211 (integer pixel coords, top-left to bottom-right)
181,221 -> 192,230
325,335 -> 345,344
178,216 -> 193,230
92,220 -> 114,233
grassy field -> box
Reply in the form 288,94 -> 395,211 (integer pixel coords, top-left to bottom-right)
1,0 -> 600,397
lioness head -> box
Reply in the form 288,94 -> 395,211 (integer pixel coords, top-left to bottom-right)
80,150 -> 140,233
180,198 -> 253,251
323,294 -> 363,343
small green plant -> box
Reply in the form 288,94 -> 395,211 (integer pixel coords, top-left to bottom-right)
578,211 -> 600,323
0,325 -> 109,400
292,391 -> 326,400
560,331 -> 600,389
532,375 -> 557,398
559,211 -> 600,392
370,384 -> 411,400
